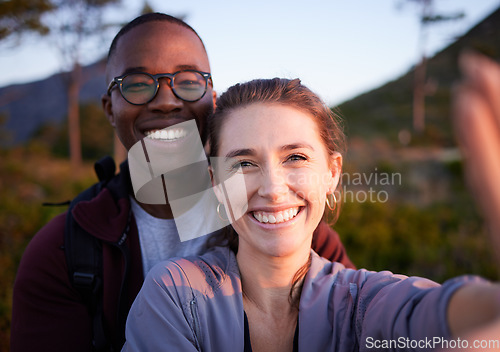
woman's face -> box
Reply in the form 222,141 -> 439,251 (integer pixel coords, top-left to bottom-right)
214,103 -> 342,258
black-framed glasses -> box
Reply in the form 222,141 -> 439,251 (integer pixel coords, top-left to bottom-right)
107,70 -> 212,105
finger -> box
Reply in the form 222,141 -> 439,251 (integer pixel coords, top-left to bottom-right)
459,51 -> 500,131
452,83 -> 500,265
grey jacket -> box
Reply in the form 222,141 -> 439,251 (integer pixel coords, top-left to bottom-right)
122,246 -> 481,352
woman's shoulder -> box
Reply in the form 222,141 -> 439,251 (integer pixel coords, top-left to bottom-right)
146,246 -> 239,295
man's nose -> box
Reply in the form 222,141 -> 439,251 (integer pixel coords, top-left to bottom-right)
147,78 -> 184,112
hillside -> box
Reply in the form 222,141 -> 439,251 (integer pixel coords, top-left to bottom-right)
338,5 -> 500,148
0,59 -> 106,145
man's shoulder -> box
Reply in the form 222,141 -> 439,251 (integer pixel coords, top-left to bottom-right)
28,212 -> 67,252
15,211 -> 68,289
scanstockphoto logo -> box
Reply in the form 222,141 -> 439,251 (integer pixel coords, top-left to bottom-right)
365,336 -> 500,350
339,169 -> 402,203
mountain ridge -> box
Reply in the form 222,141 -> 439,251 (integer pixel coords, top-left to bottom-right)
0,59 -> 106,145
0,6 -> 499,146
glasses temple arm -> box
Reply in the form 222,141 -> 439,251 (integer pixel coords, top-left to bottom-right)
106,80 -> 117,96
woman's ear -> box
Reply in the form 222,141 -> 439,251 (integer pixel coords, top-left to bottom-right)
204,139 -> 211,155
208,165 -> 225,204
328,152 -> 343,193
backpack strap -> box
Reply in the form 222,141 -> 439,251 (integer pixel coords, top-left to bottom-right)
64,156 -> 116,351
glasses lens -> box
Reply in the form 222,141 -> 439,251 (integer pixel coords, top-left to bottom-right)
173,71 -> 207,102
121,74 -> 156,104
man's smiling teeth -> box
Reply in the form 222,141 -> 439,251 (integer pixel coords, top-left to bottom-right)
253,207 -> 299,224
145,128 -> 187,141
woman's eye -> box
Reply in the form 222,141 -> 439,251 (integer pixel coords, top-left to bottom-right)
237,161 -> 254,168
228,160 -> 256,173
287,154 -> 307,162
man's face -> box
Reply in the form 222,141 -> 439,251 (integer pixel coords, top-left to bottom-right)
102,21 -> 216,152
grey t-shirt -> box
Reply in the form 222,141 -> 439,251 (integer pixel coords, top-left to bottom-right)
130,197 -> 211,276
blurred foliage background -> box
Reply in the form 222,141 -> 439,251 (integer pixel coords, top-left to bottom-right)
0,3 -> 499,352
0,106 -> 112,350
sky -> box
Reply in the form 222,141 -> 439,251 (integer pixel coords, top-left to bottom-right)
0,0 -> 499,106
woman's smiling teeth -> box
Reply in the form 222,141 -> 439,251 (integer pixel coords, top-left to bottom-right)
145,128 -> 187,141
253,207 -> 299,224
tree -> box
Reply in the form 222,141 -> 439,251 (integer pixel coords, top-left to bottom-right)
0,0 -> 123,172
50,0 -> 122,171
0,0 -> 53,40
400,0 -> 464,134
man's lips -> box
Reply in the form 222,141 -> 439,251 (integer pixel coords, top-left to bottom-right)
138,118 -> 194,138
144,127 -> 187,141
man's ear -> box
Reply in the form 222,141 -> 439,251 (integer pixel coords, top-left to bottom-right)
102,93 -> 116,127
212,90 -> 217,109
328,152 -> 343,193
208,165 -> 225,204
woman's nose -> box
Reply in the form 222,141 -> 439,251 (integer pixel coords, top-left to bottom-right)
257,168 -> 289,201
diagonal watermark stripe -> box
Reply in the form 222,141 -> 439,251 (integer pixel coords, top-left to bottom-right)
128,120 -> 248,241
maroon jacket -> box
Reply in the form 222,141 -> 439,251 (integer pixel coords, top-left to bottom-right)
11,161 -> 354,352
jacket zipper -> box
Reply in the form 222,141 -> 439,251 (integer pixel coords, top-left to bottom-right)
190,298 -> 202,349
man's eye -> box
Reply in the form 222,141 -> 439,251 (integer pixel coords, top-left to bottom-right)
124,82 -> 151,92
177,80 -> 203,88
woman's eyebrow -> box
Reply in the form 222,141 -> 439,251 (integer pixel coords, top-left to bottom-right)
224,144 -> 315,161
281,143 -> 315,151
225,148 -> 255,161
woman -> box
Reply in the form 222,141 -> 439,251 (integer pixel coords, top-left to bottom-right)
122,78 -> 500,352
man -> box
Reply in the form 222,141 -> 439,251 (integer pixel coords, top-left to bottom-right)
11,13 -> 353,352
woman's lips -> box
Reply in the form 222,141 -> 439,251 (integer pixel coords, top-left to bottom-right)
252,206 -> 301,224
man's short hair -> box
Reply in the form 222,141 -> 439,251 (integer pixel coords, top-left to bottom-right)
107,12 -> 205,63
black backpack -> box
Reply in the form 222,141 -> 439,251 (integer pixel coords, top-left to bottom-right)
60,156 -> 131,351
